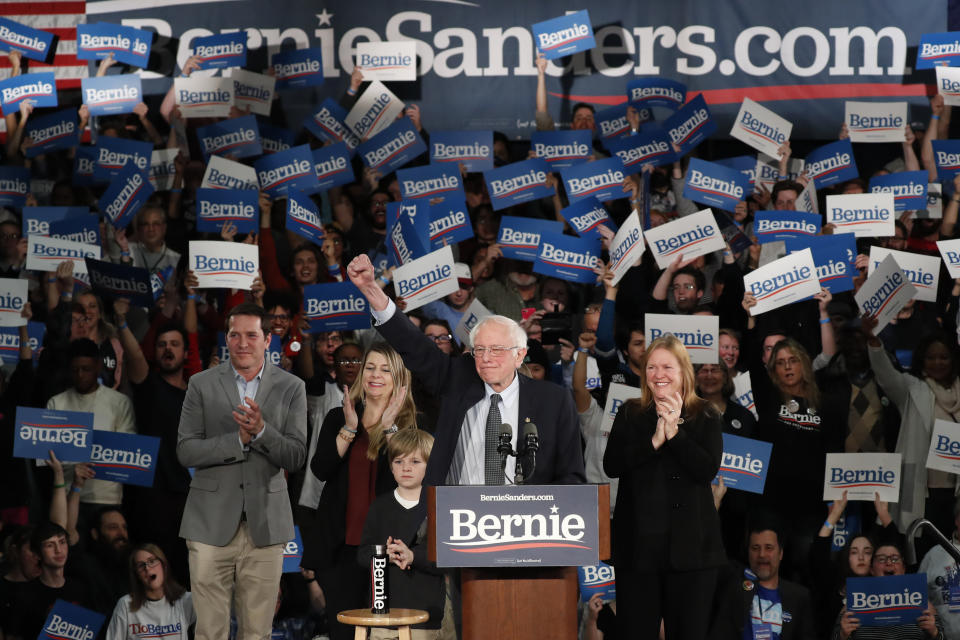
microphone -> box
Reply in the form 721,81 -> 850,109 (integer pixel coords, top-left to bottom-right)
497,423 -> 514,458
518,420 -> 539,483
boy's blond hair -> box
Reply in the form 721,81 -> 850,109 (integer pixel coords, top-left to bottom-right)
387,428 -> 434,463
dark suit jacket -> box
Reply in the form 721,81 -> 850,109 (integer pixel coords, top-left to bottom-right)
603,400 -> 725,572
710,563 -> 816,640
376,310 -> 585,486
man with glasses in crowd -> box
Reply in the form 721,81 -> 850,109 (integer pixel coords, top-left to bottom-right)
423,319 -> 456,355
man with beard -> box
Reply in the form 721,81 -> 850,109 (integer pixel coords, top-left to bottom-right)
71,508 -> 132,616
343,188 -> 390,260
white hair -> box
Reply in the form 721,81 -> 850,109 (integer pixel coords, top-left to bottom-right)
469,315 -> 527,350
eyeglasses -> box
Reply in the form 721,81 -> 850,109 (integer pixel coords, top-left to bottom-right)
873,555 -> 902,565
135,557 -> 161,572
335,358 -> 362,366
774,357 -> 800,368
471,346 -> 518,358
671,283 -> 696,291
429,334 -> 453,343
268,314 -> 290,321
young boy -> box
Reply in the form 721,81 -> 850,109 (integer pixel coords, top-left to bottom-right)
357,429 -> 443,640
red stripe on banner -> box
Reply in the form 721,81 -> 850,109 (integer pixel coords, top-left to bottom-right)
550,82 -> 936,106
0,2 -> 85,15
56,78 -> 81,89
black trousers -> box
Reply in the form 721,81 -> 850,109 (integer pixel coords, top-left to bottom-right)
615,566 -> 718,640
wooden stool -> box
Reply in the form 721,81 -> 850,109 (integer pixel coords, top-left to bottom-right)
336,608 -> 429,640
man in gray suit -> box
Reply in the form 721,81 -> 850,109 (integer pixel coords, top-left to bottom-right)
177,303 -> 306,640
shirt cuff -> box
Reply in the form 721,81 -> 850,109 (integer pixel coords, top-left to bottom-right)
370,299 -> 397,326
251,423 -> 265,441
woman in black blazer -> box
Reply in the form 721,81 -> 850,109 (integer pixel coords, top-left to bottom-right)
604,334 -> 725,640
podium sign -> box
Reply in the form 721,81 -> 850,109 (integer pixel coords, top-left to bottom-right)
433,484 -> 600,568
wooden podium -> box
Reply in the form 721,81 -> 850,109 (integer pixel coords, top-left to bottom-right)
427,484 -> 610,640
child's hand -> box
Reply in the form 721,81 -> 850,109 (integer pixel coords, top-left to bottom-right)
386,535 -> 414,570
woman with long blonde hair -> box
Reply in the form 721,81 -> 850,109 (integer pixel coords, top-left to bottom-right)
603,334 -> 724,640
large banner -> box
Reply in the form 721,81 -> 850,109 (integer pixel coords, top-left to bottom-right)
87,1 -> 945,140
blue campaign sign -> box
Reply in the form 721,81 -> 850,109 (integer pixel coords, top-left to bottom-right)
428,199 -> 473,249
595,103 -> 632,140
73,146 -> 98,187
869,171 -> 928,212
917,32 -> 960,69
0,321 -> 44,365
38,599 -> 106,640
357,117 -> 426,174
626,78 -> 687,110
578,563 -> 616,604
49,216 -> 100,247
398,164 -> 464,203
497,215 -> 562,261
302,281 -> 371,332
683,158 -> 749,212
753,210 -> 822,244
24,109 -> 78,157
99,166 -> 155,229
303,98 -> 359,152
430,130 -> 493,172
387,205 -> 430,267
485,158 -> 553,211
286,190 -> 325,245
530,130 -> 592,169
85,257 -> 155,307
534,231 -> 600,284
196,188 -> 259,234
786,233 -> 856,294
255,144 -> 319,196
81,75 -> 142,116
805,139 -> 859,188
312,142 -> 354,192
605,127 -> 675,171
88,431 -> 160,487
92,137 -> 152,182
531,10 -> 595,60
664,94 -> 716,157
0,72 -> 57,115
192,31 -> 246,69
932,140 -> 960,182
272,47 -> 324,89
847,574 -> 927,626
76,23 -> 151,68
22,206 -> 87,236
0,17 -> 54,62
258,119 -> 294,155
387,200 -> 430,252
714,433 -> 772,494
714,155 -> 756,185
283,526 -> 304,573
560,196 -> 615,240
13,407 -> 93,462
197,115 -> 262,159
0,166 -> 30,208
714,210 -> 753,254
831,503 -> 862,552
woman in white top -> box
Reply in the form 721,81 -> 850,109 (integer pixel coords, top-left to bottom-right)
106,544 -> 195,640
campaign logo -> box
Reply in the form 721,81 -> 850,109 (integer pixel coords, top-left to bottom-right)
534,232 -> 600,285
393,248 -> 456,305
356,42 -> 416,81
595,103 -> 634,140
0,17 -> 54,62
497,216 -> 563,261
917,32 -> 960,69
845,101 -> 907,142
73,147 -> 98,187
847,575 -> 926,626
607,213 -> 643,283
805,139 -> 858,188
862,270 -> 910,322
14,407 -> 93,462
197,115 -> 262,159
0,321 -> 44,365
22,206 -> 87,236
38,600 -> 105,640
682,158 -> 748,212
398,164 -> 464,203
484,158 -> 553,211
785,234 -> 856,294
302,281 -> 371,332
148,149 -> 178,191
869,171 -> 927,212
0,279 -> 26,327
255,144 -> 319,196
26,235 -> 100,274
192,31 -> 246,69
753,211 -> 822,243
715,433 -> 772,494
530,130 -> 591,170
933,431 -> 960,463
0,72 -> 57,115
357,118 -> 426,174
88,431 -> 160,487
0,166 -> 30,208
388,208 -> 429,267
191,242 -> 258,285
428,199 -> 473,249
826,194 -> 894,237
258,120 -> 294,155
605,127 -> 674,169
196,188 -> 259,234
49,217 -> 99,248
648,327 -> 715,352
286,190 -> 325,245
228,69 -> 275,117
202,156 -> 259,191
664,94 -> 716,156
93,137 -> 152,182
430,131 -> 493,172
932,140 -> 960,182
24,109 -> 78,157
626,78 -> 686,110
77,23 -> 151,68
561,196 -> 615,240
644,209 -> 724,268
578,563 -> 616,604
272,47 -> 324,90
730,97 -> 791,157
312,142 -> 354,192
868,246 -> 940,303
81,75 -> 142,116
174,77 -> 234,119
282,527 -> 303,573
561,157 -> 626,203
747,262 -> 815,302
304,98 -> 360,151
98,167 -> 155,229
531,10 -> 595,60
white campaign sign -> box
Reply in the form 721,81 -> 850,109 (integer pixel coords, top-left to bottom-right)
26,235 -> 100,275
825,193 -> 895,237
225,69 -> 276,117
743,248 -> 821,316
174,76 -> 234,118
454,297 -> 491,346
601,382 -> 643,436
936,66 -> 960,107
392,245 -> 458,312
855,254 -> 917,333
356,41 -> 417,82
149,148 -> 179,191
920,183 -> 943,219
645,313 -> 718,365
729,97 -> 792,158
823,452 -> 902,502
643,209 -> 725,269
0,278 -> 27,326
608,211 -> 644,286
755,153 -> 804,192
844,101 -> 907,143
732,371 -> 757,419
796,178 -> 819,214
937,238 -> 960,278
868,246 -> 941,303
926,419 -> 960,475
201,155 -> 258,190
345,80 -> 405,141
189,241 -> 258,290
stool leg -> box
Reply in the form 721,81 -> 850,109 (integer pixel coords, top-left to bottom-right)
354,627 -> 367,640
397,626 -> 411,640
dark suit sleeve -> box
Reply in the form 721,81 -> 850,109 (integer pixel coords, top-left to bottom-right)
553,388 -> 587,484
603,403 -> 656,478
662,410 -> 723,483
377,310 -> 457,396
787,583 -> 817,640
310,407 -> 348,482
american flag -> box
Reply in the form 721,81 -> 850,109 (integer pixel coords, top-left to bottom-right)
0,0 -> 87,89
